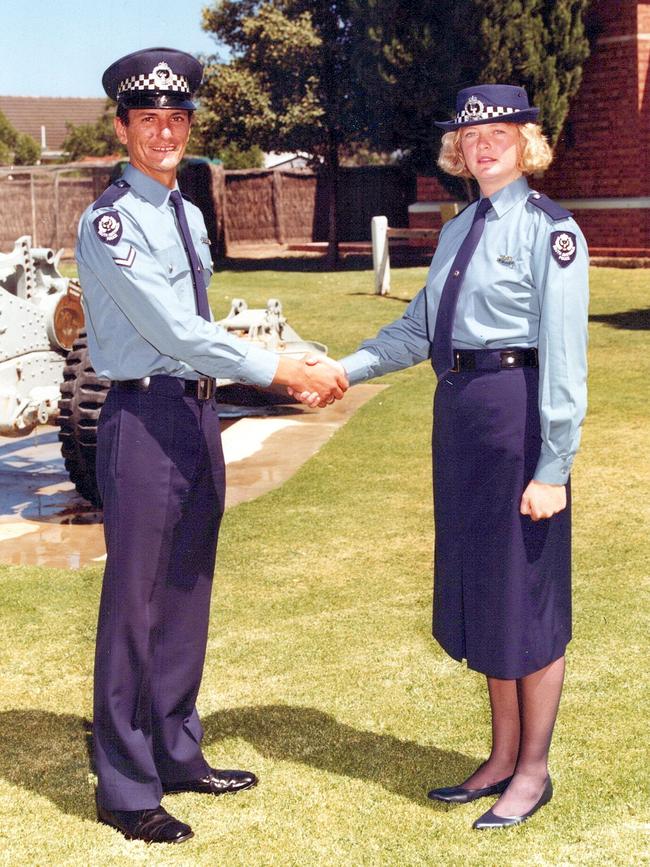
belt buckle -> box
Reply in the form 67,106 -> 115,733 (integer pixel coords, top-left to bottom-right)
197,376 -> 215,400
449,351 -> 461,373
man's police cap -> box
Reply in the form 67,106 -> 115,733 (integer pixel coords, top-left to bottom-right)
102,47 -> 203,110
435,84 -> 539,131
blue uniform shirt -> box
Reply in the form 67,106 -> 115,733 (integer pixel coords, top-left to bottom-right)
76,163 -> 279,386
341,176 -> 589,485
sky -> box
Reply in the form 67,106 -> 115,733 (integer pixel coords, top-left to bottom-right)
0,0 -> 223,98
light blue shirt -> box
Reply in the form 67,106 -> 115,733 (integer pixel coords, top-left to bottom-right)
341,176 -> 589,485
76,164 -> 279,386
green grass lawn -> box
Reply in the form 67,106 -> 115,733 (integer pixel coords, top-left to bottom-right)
1,265 -> 648,865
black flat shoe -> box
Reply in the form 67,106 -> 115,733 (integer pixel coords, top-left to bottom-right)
472,777 -> 553,829
164,768 -> 258,796
428,775 -> 513,804
97,796 -> 193,844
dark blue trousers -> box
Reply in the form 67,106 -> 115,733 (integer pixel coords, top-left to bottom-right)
94,379 -> 225,810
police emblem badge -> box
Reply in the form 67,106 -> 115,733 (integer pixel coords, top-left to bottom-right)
550,231 -> 577,267
153,62 -> 173,85
464,95 -> 485,118
93,211 -> 123,246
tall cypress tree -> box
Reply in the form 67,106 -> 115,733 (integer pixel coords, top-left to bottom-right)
476,0 -> 590,147
353,0 -> 590,178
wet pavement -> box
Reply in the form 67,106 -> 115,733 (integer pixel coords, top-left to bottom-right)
0,385 -> 382,569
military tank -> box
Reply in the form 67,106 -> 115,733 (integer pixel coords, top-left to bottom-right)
0,236 -> 326,507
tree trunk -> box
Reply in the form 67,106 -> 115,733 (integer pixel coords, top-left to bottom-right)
324,138 -> 339,269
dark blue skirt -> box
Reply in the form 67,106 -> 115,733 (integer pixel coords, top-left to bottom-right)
432,365 -> 571,679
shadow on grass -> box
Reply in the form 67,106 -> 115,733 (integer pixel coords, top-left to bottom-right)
0,711 -> 95,819
203,704 -> 475,808
0,705 -> 475,817
589,308 -> 650,330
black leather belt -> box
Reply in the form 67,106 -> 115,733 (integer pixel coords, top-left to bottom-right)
450,347 -> 538,373
111,374 -> 216,400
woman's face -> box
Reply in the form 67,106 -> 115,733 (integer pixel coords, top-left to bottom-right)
460,122 -> 522,195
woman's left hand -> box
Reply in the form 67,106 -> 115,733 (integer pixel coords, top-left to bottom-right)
520,481 -> 567,521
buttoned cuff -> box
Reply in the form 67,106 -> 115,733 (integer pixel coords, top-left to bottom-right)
236,344 -> 280,387
340,350 -> 378,385
533,446 -> 573,485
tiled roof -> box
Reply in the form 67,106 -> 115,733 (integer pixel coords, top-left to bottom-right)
0,96 -> 107,151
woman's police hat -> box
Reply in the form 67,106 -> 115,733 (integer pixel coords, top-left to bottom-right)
102,47 -> 203,110
434,84 -> 539,131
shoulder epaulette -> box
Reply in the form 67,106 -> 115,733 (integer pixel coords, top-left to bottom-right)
93,178 -> 131,211
527,191 -> 572,221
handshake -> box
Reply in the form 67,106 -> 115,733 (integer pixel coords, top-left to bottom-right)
274,353 -> 349,408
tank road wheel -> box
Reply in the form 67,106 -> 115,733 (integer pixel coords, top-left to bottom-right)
58,331 -> 111,507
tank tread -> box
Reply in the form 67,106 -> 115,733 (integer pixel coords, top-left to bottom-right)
58,332 -> 110,506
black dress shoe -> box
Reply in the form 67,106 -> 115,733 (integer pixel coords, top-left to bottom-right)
96,797 -> 193,844
472,777 -> 553,829
164,768 -> 258,796
428,775 -> 513,804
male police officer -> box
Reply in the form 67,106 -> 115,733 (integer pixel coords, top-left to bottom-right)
76,47 -> 347,844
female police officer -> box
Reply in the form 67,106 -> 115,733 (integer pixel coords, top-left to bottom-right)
334,85 -> 589,829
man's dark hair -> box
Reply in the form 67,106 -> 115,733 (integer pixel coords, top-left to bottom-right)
115,104 -> 194,126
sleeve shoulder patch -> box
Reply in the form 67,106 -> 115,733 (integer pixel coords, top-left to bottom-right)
93,210 -> 123,246
550,231 -> 577,267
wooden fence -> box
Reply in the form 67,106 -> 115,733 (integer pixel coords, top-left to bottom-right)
0,162 -> 418,258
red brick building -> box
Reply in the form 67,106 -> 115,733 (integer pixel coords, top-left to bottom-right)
411,0 -> 650,260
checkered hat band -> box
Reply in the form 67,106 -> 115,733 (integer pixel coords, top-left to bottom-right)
118,73 -> 190,94
456,105 -> 517,123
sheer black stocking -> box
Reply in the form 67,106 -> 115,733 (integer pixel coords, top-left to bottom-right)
491,655 -> 565,816
461,677 -> 519,790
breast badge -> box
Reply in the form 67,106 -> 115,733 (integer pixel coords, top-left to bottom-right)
550,231 -> 577,267
497,254 -> 515,267
93,210 -> 123,246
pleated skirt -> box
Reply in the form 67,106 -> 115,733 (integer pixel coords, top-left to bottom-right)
432,365 -> 571,679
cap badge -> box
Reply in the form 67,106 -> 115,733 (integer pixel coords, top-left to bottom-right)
153,62 -> 173,86
550,231 -> 577,267
464,96 -> 485,118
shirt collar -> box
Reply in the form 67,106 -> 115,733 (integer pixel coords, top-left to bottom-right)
484,175 -> 530,219
122,164 -> 179,209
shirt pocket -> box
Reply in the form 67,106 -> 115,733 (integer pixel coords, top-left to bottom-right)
155,243 -> 191,285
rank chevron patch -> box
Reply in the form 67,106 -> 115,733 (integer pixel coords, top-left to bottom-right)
113,246 -> 136,268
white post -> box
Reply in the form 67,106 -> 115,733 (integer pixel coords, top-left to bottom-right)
371,215 -> 390,296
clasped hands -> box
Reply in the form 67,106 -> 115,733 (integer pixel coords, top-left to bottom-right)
274,353 -> 348,408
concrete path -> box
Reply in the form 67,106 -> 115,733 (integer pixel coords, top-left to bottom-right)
0,385 -> 382,569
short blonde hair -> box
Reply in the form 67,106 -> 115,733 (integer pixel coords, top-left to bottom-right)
437,123 -> 552,178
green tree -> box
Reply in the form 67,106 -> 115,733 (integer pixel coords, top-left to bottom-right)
13,133 -> 40,165
188,120 -> 264,167
61,101 -> 124,161
0,109 -> 40,165
200,0 -> 371,265
0,140 -> 12,165
353,0 -> 590,186
476,0 -> 590,147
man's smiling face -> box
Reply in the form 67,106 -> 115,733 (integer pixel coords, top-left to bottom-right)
115,108 -> 192,188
